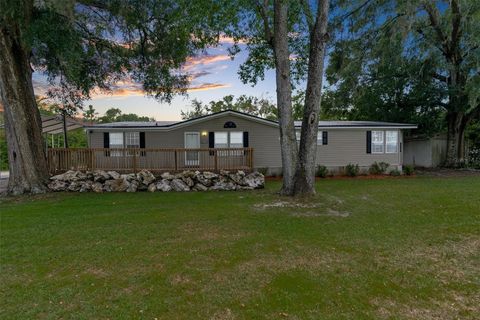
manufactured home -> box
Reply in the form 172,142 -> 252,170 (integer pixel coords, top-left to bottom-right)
55,110 -> 417,175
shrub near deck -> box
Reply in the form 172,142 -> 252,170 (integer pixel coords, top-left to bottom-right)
1,176 -> 479,319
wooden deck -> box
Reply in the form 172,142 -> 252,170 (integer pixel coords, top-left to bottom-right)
47,148 -> 254,174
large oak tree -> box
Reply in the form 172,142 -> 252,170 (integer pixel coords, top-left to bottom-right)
328,0 -> 480,166
0,0 -> 228,194
229,0 -> 330,195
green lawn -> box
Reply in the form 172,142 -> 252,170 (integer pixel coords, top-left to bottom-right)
1,176 -> 479,319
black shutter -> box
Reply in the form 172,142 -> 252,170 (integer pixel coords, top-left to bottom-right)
208,132 -> 215,155
139,132 -> 146,156
103,132 -> 110,157
322,131 -> 328,145
366,131 -> 372,154
243,132 -> 249,147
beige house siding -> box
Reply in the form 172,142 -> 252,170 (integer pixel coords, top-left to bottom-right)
88,113 -> 282,169
88,113 -> 406,173
316,129 -> 403,170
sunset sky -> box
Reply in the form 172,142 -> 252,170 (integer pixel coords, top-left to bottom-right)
32,38 -> 279,121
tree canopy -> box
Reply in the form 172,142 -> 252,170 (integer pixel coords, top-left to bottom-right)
0,0 -> 233,194
181,95 -> 277,120
326,0 -> 480,164
14,0 -> 232,107
98,108 -> 154,123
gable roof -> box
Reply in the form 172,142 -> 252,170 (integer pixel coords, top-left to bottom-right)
86,109 -> 417,130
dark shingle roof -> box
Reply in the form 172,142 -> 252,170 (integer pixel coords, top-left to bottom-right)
295,120 -> 417,128
86,110 -> 417,129
89,121 -> 178,128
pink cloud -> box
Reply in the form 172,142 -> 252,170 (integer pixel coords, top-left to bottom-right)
218,35 -> 247,45
187,83 -> 231,92
183,54 -> 231,71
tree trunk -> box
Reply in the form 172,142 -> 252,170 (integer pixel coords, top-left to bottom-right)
273,0 -> 297,195
445,110 -> 475,167
0,23 -> 49,194
292,0 -> 329,196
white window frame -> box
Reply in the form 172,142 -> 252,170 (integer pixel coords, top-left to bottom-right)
214,131 -> 245,156
184,132 -> 200,166
109,132 -> 124,157
229,131 -> 243,148
386,130 -> 398,153
125,132 -> 140,149
214,132 -> 229,148
317,130 -> 323,145
371,130 -> 384,154
214,132 -> 229,156
295,130 -> 324,145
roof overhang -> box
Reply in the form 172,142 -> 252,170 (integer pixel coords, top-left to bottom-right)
85,109 -> 418,131
313,125 -> 418,129
85,110 -> 279,131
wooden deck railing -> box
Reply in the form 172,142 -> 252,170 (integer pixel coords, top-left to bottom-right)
47,147 -> 254,174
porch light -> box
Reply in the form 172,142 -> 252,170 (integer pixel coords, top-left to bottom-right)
201,131 -> 208,137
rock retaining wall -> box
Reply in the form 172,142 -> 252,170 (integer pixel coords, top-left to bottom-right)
48,170 -> 264,193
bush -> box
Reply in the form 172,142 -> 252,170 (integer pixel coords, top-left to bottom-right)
257,167 -> 268,176
316,165 -> 328,178
369,161 -> 389,175
345,163 -> 360,177
403,165 -> 415,176
390,169 -> 401,176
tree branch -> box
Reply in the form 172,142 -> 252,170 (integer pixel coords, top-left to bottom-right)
255,0 -> 274,47
299,0 -> 314,31
422,2 -> 448,52
431,72 -> 449,83
450,0 -> 462,50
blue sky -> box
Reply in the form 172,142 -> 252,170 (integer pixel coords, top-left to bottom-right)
33,39 -> 278,121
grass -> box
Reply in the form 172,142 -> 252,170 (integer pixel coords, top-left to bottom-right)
1,176 -> 479,319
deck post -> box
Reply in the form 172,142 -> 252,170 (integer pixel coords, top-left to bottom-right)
133,149 -> 137,173
174,149 -> 178,171
90,149 -> 94,171
250,147 -> 254,171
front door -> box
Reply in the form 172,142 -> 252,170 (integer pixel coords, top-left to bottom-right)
184,132 -> 200,166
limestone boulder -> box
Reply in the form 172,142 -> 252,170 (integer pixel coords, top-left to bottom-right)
160,172 -> 175,180
48,180 -> 67,192
147,183 -> 157,192
105,178 -> 130,192
137,170 -> 156,185
171,178 -> 190,192
156,180 -> 172,192
92,182 -> 104,193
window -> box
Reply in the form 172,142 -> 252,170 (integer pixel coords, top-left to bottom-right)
214,132 -> 244,156
224,121 -> 237,128
371,131 -> 384,153
109,132 -> 124,157
125,132 -> 139,148
296,131 -> 324,145
386,131 -> 398,153
230,132 -> 243,148
317,131 -> 323,145
214,132 -> 228,148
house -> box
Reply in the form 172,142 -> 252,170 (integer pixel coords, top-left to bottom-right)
83,110 -> 417,175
